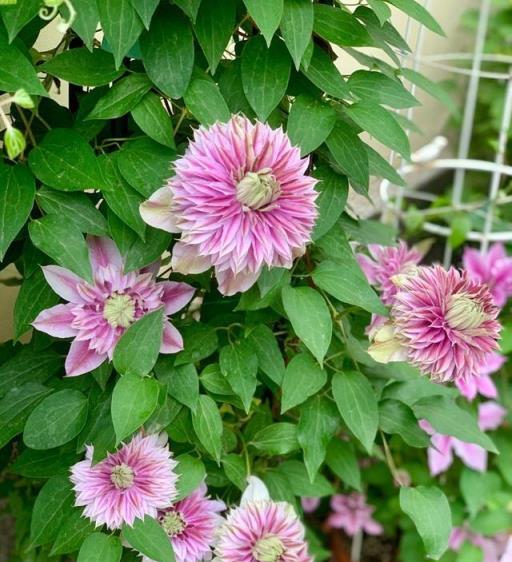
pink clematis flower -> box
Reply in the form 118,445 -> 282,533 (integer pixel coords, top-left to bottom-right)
420,401 -> 506,476
301,497 -> 320,514
214,476 -> 313,562
456,351 -> 504,401
369,265 -> 501,383
32,236 -> 195,376
70,432 -> 178,530
142,484 -> 225,562
327,493 -> 383,537
140,115 -> 318,296
463,243 -> 512,307
450,526 -> 510,562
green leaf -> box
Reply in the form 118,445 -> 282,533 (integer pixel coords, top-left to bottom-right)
348,70 -> 419,109
382,377 -> 457,405
40,48 -> 123,87
157,362 -> 199,412
28,128 -> 103,191
191,395 -> 223,462
0,347 -> 60,398
175,454 -> 206,500
4,125 -> 25,159
140,5 -> 194,99
111,374 -> 160,442
243,0 -> 283,46
313,228 -> 387,314
251,423 -> 299,455
222,454 -> 247,490
29,215 -> 93,282
345,101 -> 411,159
281,285 -> 332,365
87,73 -> 151,120
325,122 -> 369,189
24,389 -> 88,450
69,0 -> 99,50
460,469 -> 501,518
0,0 -> 40,42
379,399 -> 429,448
325,438 -> 361,490
301,45 -> 349,100
30,474 -> 74,547
131,92 -> 175,148
195,0 -> 236,74
113,308 -> 164,376
129,0 -> 160,29
0,383 -> 52,449
0,33 -> 47,96
123,227 -> 172,273
413,396 -> 498,453
313,4 -> 372,46
332,371 -> 378,453
36,187 -> 108,237
311,166 -> 348,241
277,459 -> 334,497
98,0 -> 144,68
184,76 -> 231,125
399,486 -> 451,560
246,325 -> 285,385
14,268 -> 59,339
281,352 -> 327,413
384,0 -> 444,35
298,396 -> 339,481
175,324 -> 218,366
242,36 -> 291,121
50,508 -> 96,555
366,143 -> 405,186
123,517 -> 175,562
77,533 -> 122,562
11,446 -> 79,479
174,0 -> 201,22
287,95 -> 336,156
400,68 -> 457,115
449,214 -> 471,249
281,0 -> 314,70
0,164 -> 35,260
367,0 -> 391,25
219,342 -> 258,413
115,137 -> 175,198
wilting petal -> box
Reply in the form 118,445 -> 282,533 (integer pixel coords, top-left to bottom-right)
65,339 -> 107,377
42,265 -> 85,303
241,476 -> 270,506
160,321 -> 183,354
32,303 -> 77,338
140,187 -> 180,233
171,242 -> 211,275
478,401 -> 507,431
87,236 -> 123,271
160,281 -> 195,315
215,266 -> 260,296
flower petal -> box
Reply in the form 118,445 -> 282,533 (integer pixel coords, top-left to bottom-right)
160,281 -> 195,315
42,265 -> 85,303
32,303 -> 78,338
87,236 -> 123,271
478,401 -> 507,431
453,440 -> 487,472
140,187 -> 180,233
171,242 -> 211,275
241,476 -> 270,505
65,339 -> 107,377
160,321 -> 184,354
215,266 -> 260,296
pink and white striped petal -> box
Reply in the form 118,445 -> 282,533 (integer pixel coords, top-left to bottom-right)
139,187 -> 180,233
160,321 -> 184,354
65,339 -> 107,377
160,281 -> 195,315
42,265 -> 85,303
32,303 -> 78,338
87,236 -> 123,271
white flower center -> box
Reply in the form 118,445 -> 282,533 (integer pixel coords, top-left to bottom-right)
446,293 -> 488,330
236,168 -> 281,211
160,511 -> 186,537
252,535 -> 285,562
110,463 -> 135,489
103,293 -> 135,328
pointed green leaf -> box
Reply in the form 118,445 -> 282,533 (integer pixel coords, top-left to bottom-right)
379,399 -> 430,447
175,454 -> 206,500
191,395 -> 223,462
243,0 -> 283,46
311,165 -> 348,241
174,0 -> 201,22
50,509 -> 96,555
129,0 -> 159,29
384,0 -> 444,35
131,92 -> 175,148
313,4 -> 372,46
0,0 -> 40,42
77,533 -> 122,562
281,0 -> 314,70
220,342 -> 258,413
246,324 -> 285,385
348,70 -> 419,109
252,423 -> 299,455
69,0 -> 99,50
301,45 -> 349,100
123,517 -> 175,562
281,352 -> 327,413
325,438 -> 362,490
184,76 -> 231,125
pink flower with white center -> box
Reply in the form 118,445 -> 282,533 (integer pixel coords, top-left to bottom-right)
419,402 -> 506,476
141,484 -> 225,562
32,236 -> 195,377
357,240 -> 426,305
326,493 -> 382,537
463,243 -> 512,307
449,526 -> 510,562
370,265 -> 501,383
455,351 -> 504,401
70,433 -> 178,530
140,115 -> 318,296
214,476 -> 312,562
301,497 -> 320,514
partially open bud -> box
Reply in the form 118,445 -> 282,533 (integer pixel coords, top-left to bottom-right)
446,293 -> 489,330
236,168 -> 281,211
367,322 -> 407,364
252,535 -> 285,562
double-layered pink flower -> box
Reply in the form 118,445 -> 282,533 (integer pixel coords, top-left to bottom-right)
140,115 -> 318,296
32,236 -> 195,376
70,433 -> 178,529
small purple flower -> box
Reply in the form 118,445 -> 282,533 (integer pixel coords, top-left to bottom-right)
70,432 -> 178,530
450,526 -> 510,562
455,351 -> 504,401
420,401 -> 506,476
301,497 -> 320,514
32,236 -> 195,376
463,243 -> 512,307
327,493 -> 382,537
